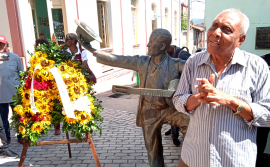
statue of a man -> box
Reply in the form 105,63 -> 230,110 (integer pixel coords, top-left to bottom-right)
80,29 -> 189,167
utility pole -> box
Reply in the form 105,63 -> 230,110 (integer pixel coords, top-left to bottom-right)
187,0 -> 191,49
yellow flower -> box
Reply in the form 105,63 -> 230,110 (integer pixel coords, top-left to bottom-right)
19,125 -> 26,135
79,112 -> 93,125
58,64 -> 69,73
44,114 -> 52,122
42,53 -> 48,58
64,116 -> 78,124
20,117 -> 31,126
47,89 -> 59,101
66,60 -> 78,68
31,122 -> 44,134
14,105 -> 24,116
90,103 -> 95,110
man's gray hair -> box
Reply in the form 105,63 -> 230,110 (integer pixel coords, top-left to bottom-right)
217,8 -> 250,34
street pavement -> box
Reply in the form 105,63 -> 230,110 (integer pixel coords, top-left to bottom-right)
0,86 -> 183,167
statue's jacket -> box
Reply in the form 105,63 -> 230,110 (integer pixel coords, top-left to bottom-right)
96,51 -> 185,127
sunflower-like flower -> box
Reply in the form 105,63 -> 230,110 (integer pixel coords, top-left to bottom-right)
79,111 -> 93,125
19,117 -> 31,126
21,93 -> 31,107
40,59 -> 54,68
14,105 -> 24,116
64,116 -> 78,124
66,60 -> 78,68
47,89 -> 59,101
44,114 -> 52,123
31,122 -> 44,134
58,64 -> 69,73
35,103 -> 50,113
19,125 -> 26,135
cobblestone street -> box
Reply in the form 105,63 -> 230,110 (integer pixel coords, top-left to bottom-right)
0,107 -> 182,167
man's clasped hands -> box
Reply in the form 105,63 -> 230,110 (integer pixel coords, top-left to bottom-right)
194,74 -> 232,106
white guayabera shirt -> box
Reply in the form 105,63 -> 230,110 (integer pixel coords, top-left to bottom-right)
173,48 -> 270,167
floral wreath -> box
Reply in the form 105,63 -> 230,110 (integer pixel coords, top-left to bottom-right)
11,42 -> 103,145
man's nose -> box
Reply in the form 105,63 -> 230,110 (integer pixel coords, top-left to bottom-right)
213,27 -> 222,37
147,43 -> 151,47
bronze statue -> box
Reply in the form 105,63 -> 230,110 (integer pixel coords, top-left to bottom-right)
77,24 -> 189,167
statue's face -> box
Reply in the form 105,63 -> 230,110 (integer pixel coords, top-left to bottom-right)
147,32 -> 165,57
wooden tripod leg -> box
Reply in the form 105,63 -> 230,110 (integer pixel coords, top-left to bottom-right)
86,133 -> 101,167
18,142 -> 29,167
66,133 -> 72,158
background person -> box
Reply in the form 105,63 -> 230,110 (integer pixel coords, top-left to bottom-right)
256,53 -> 270,167
39,33 -> 45,40
0,35 -> 24,144
167,45 -> 190,60
35,39 -> 49,51
173,9 -> 270,167
165,45 -> 191,147
65,33 -> 96,84
0,112 -> 19,158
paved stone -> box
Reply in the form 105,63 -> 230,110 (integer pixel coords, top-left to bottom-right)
1,107 -> 183,166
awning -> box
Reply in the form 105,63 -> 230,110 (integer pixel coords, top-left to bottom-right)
190,25 -> 204,31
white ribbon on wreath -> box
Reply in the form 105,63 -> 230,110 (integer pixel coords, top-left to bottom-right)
30,67 -> 77,119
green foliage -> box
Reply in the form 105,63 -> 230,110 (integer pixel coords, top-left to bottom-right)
181,10 -> 187,30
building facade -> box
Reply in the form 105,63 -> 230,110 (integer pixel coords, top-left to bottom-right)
0,0 -> 184,92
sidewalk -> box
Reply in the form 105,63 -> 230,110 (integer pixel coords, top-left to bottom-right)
0,107 -> 182,167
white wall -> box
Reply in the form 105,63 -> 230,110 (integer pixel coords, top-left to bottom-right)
205,0 -> 270,56
77,0 -> 102,77
17,0 -> 36,62
0,0 -> 12,48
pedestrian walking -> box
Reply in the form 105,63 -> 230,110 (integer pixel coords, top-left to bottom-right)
0,35 -> 24,144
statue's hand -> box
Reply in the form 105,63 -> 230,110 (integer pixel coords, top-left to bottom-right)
78,35 -> 97,56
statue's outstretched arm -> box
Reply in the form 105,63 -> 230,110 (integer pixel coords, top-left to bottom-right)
78,34 -> 139,71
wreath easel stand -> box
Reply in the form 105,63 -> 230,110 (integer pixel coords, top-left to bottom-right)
18,132 -> 101,167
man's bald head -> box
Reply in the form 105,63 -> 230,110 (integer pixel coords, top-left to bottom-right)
215,9 -> 249,34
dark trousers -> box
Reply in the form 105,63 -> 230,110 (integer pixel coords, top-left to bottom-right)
0,103 -> 21,141
171,126 -> 179,139
0,111 -> 9,151
0,111 -> 7,141
256,127 -> 270,167
141,102 -> 189,167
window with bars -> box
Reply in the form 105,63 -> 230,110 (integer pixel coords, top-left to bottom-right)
97,2 -> 110,48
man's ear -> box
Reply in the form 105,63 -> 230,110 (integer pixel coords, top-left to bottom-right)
237,34 -> 246,47
160,43 -> 166,51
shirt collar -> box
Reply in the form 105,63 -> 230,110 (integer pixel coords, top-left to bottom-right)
67,45 -> 80,55
197,48 -> 247,67
230,47 -> 247,67
149,54 -> 168,73
197,51 -> 211,67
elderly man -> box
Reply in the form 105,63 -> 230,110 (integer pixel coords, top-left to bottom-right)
80,29 -> 189,167
173,9 -> 270,167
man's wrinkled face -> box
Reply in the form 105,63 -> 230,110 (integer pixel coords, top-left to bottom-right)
147,32 -> 164,57
207,12 -> 244,56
